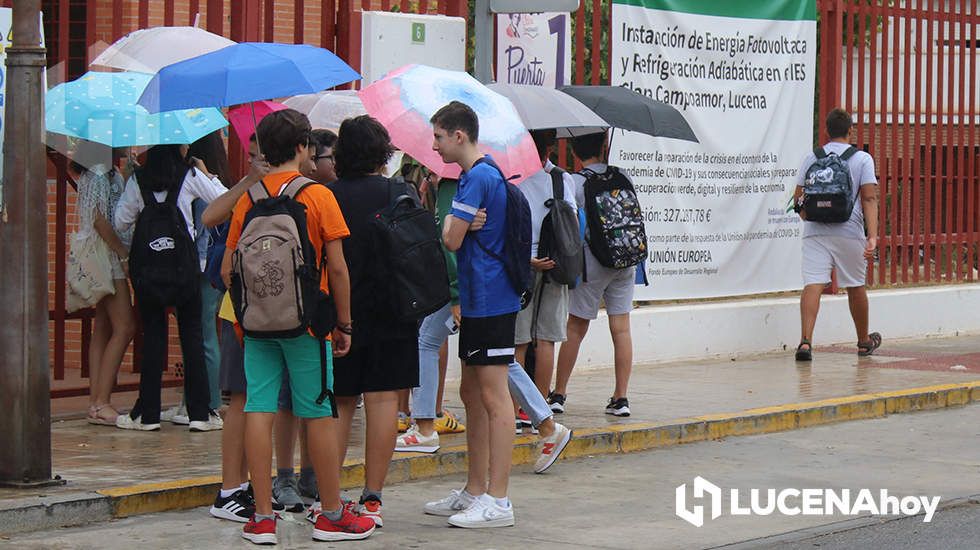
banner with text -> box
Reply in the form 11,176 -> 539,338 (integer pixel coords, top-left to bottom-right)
496,12 -> 571,88
611,0 -> 816,299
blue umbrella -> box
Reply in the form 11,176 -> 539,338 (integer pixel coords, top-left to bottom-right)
45,71 -> 229,147
137,42 -> 361,112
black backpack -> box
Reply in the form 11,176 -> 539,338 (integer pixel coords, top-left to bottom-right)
129,176 -> 199,306
473,157 -> 534,309
802,146 -> 859,223
371,178 -> 451,321
537,167 -> 583,287
580,166 -> 648,269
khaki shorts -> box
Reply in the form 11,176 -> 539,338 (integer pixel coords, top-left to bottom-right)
802,236 -> 868,288
515,271 -> 569,345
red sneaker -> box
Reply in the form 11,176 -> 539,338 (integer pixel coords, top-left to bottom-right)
242,515 -> 277,545
312,507 -> 376,541
359,498 -> 383,527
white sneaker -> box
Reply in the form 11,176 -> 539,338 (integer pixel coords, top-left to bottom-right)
115,414 -> 160,431
161,404 -> 189,425
534,423 -> 572,474
423,488 -> 476,516
395,425 -> 440,453
447,494 -> 515,528
189,411 -> 224,432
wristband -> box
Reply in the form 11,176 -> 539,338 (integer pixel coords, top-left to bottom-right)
337,323 -> 353,335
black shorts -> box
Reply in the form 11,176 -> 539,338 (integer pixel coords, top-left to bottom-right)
332,337 -> 420,396
458,312 -> 518,366
219,320 -> 246,394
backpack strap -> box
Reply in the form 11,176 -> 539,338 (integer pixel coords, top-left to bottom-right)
840,145 -> 859,161
279,175 -> 317,199
549,167 -> 565,202
315,338 -> 338,418
814,147 -> 828,159
246,181 -> 270,203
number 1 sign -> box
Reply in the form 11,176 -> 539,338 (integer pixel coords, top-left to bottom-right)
495,12 -> 571,89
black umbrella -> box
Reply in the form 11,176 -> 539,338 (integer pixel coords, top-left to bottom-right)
559,85 -> 699,143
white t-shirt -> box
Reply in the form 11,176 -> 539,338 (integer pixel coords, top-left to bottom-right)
796,141 -> 877,240
114,167 -> 227,241
519,160 -> 577,258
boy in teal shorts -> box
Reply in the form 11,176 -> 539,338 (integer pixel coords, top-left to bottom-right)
222,110 -> 375,544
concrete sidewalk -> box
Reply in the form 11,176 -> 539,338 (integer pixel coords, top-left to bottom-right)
2,333 -> 979,535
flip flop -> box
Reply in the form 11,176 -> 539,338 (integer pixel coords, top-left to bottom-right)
858,332 -> 882,357
795,339 -> 812,361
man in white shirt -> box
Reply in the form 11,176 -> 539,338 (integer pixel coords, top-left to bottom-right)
793,108 -> 881,360
514,129 -> 577,402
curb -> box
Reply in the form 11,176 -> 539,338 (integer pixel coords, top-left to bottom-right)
3,381 -> 977,535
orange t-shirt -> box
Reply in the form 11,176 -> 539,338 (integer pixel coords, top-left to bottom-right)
226,171 -> 350,297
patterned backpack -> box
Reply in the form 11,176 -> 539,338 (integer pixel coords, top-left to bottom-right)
802,146 -> 859,223
579,167 -> 648,269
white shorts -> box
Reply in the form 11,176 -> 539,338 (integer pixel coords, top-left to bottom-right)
802,236 -> 868,288
568,248 -> 636,320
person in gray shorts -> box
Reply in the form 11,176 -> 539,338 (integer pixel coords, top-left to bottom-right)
793,108 -> 881,361
552,132 -> 636,417
514,130 -> 577,402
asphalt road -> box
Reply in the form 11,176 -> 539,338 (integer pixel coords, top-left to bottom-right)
5,405 -> 978,550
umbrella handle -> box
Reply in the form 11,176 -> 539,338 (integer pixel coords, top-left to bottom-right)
250,102 -> 263,157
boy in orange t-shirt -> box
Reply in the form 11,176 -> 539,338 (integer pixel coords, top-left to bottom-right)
219,109 -> 374,545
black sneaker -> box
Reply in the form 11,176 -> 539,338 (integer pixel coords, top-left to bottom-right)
209,489 -> 255,523
547,392 -> 566,414
245,482 -> 286,512
605,397 -> 630,417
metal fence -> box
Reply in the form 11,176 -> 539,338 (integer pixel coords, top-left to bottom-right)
819,0 -> 980,286
31,0 -> 978,394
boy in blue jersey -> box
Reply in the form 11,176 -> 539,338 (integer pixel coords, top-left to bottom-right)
422,101 -> 518,528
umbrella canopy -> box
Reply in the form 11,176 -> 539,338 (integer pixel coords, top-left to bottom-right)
90,26 -> 236,74
137,42 -> 361,112
487,83 -> 609,138
358,64 -> 539,182
45,71 -> 229,148
228,100 -> 288,151
283,90 -> 366,132
560,85 -> 699,142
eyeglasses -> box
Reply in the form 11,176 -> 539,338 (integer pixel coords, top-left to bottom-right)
313,154 -> 334,162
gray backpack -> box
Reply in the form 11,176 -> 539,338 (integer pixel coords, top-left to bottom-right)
230,176 -> 323,339
537,167 -> 583,286
802,146 -> 859,223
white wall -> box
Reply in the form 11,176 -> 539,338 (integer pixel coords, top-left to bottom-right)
445,284 -> 980,379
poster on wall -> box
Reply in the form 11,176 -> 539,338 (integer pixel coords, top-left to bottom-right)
495,12 -> 571,88
610,0 -> 816,299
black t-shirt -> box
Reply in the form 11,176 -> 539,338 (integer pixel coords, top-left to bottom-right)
328,175 -> 418,344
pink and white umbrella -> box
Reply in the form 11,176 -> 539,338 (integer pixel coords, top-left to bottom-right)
228,100 -> 288,151
358,64 -> 539,183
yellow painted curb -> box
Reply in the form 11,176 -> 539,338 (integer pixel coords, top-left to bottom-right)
97,380 -> 980,518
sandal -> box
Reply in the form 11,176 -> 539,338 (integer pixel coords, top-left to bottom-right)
795,339 -> 813,361
858,332 -> 882,357
87,404 -> 119,426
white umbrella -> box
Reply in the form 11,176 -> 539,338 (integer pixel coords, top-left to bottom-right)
91,26 -> 235,74
283,90 -> 367,132
487,83 -> 609,138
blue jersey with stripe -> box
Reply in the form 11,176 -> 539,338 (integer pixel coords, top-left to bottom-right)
450,156 -> 521,317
